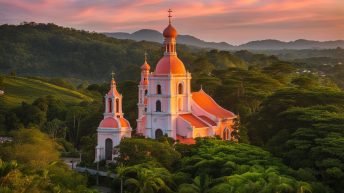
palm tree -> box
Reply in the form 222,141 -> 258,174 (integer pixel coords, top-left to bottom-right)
115,164 -> 126,193
0,159 -> 18,185
178,173 -> 212,193
123,165 -> 172,193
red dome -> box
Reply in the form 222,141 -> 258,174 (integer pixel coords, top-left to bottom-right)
99,117 -> 119,128
155,55 -> 186,74
141,61 -> 150,71
99,117 -> 131,128
163,24 -> 177,38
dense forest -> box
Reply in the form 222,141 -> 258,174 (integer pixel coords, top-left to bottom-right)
0,23 -> 343,192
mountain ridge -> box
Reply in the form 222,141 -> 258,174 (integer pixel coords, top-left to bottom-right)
104,29 -> 344,50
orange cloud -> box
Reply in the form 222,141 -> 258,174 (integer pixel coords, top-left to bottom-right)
0,0 -> 342,44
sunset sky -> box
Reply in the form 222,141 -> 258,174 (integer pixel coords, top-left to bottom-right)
0,0 -> 343,44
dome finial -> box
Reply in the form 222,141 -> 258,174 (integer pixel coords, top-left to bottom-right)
144,51 -> 148,62
111,71 -> 115,80
168,8 -> 172,24
111,71 -> 116,86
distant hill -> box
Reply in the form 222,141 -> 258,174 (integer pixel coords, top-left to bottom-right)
239,39 -> 344,50
105,29 -> 235,50
0,76 -> 92,107
105,29 -> 344,50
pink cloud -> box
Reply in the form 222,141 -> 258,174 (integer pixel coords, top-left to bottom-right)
0,0 -> 342,44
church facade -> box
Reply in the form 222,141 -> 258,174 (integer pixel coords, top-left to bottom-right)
136,12 -> 236,144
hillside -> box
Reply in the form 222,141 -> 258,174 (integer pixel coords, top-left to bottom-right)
105,29 -> 344,50
0,22 -> 247,81
0,76 -> 92,108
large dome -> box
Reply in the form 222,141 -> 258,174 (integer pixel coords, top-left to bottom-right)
155,55 -> 186,74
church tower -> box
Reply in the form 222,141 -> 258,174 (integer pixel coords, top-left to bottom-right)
137,54 -> 150,134
144,9 -> 192,139
95,73 -> 131,162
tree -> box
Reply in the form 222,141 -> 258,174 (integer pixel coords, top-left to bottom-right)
178,173 -> 212,193
44,118 -> 66,139
123,164 -> 173,193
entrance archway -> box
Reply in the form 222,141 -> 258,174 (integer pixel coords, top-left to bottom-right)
105,138 -> 113,160
155,129 -> 163,139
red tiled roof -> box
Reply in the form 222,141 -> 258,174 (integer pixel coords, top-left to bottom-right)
176,135 -> 196,144
192,90 -> 235,119
198,115 -> 217,126
180,114 -> 208,128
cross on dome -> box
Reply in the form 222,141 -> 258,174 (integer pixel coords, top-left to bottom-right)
111,71 -> 115,79
144,51 -> 148,62
168,8 -> 172,24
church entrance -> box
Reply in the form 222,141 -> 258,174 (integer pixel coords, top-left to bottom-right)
105,138 -> 113,160
155,129 -> 163,139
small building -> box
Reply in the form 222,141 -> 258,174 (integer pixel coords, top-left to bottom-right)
95,75 -> 131,162
0,90 -> 4,95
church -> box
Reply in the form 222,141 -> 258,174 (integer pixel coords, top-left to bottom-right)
136,10 -> 236,144
95,10 -> 236,161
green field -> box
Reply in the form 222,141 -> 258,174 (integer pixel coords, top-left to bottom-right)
0,76 -> 92,107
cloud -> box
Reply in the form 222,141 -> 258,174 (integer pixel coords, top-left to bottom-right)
0,0 -> 342,44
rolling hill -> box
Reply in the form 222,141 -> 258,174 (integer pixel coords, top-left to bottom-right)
0,76 -> 92,108
105,29 -> 344,50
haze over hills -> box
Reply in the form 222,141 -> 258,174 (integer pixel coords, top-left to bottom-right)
104,29 -> 344,50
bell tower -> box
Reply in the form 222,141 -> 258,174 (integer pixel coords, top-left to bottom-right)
136,53 -> 151,134
104,71 -> 123,118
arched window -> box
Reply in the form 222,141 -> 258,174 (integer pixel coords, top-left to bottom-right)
155,129 -> 163,139
105,138 -> 113,160
157,84 -> 161,94
178,83 -> 183,94
144,90 -> 148,95
223,128 -> 230,140
156,100 -> 161,112
116,99 -> 119,113
108,98 -> 112,113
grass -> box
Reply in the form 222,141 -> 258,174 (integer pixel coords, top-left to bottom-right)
0,76 -> 93,108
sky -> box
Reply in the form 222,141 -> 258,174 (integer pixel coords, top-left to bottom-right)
0,0 -> 343,45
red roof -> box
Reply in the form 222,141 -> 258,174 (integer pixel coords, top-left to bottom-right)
120,117 -> 130,127
198,115 -> 217,126
141,61 -> 151,71
107,79 -> 120,97
155,55 -> 186,75
99,117 -> 118,128
99,117 -> 130,128
163,24 -> 178,38
180,114 -> 208,128
192,90 -> 235,119
176,135 -> 195,144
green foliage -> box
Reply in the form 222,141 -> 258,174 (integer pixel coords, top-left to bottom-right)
121,163 -> 173,193
249,88 -> 344,192
117,138 -> 181,170
0,128 -> 97,192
